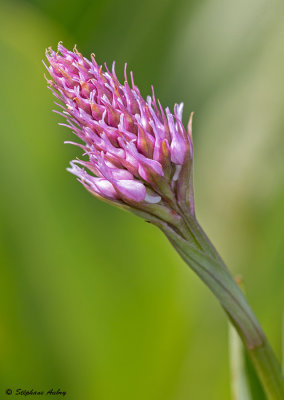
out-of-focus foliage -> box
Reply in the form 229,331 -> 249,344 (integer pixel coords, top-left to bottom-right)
0,0 -> 283,399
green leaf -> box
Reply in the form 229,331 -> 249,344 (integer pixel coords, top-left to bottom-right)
229,324 -> 252,400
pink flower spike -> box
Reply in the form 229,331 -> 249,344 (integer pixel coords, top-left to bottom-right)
45,43 -> 194,217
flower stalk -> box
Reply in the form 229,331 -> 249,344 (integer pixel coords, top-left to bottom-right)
158,216 -> 284,399
44,43 -> 284,399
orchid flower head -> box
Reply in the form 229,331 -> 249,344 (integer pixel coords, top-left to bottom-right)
44,43 -> 194,224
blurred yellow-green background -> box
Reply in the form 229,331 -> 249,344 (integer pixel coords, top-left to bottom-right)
0,0 -> 284,399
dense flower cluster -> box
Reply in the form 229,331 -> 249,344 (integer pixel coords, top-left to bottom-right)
45,43 -> 194,219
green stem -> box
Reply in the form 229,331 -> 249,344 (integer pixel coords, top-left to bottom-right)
158,217 -> 284,400
249,345 -> 284,399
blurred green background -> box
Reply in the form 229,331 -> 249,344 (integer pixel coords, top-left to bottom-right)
0,0 -> 283,399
